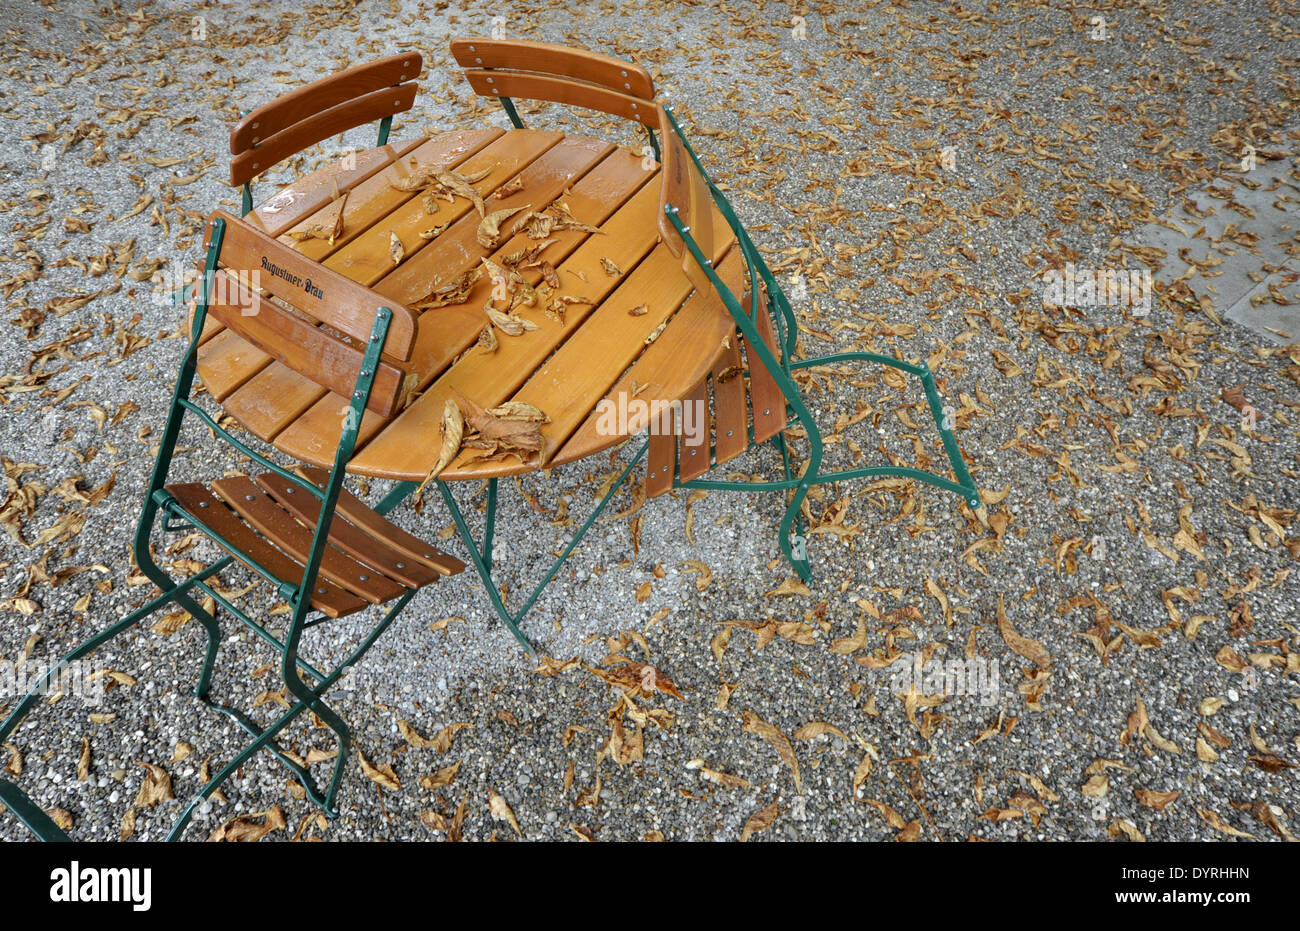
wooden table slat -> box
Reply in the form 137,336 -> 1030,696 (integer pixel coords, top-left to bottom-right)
513,214 -> 733,467
322,129 -> 566,286
397,146 -> 656,388
296,151 -> 665,477
196,128 -> 741,485
196,328 -> 271,401
246,136 -> 425,238
552,248 -> 745,467
281,129 -> 502,260
215,129 -> 506,439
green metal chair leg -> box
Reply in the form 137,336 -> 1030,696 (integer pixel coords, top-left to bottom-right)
0,779 -> 71,842
769,430 -> 812,580
0,563 -> 226,842
435,441 -> 649,658
165,591 -> 412,840
375,480 -> 419,515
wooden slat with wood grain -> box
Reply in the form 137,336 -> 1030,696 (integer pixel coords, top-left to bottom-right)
231,52 -> 423,187
211,209 -> 419,358
166,482 -> 366,618
346,167 -> 720,480
212,476 -> 406,604
747,288 -> 789,444
248,134 -> 621,464
323,129 -> 568,286
205,130 -> 506,439
287,147 -> 662,473
450,38 -> 655,100
553,248 -> 746,467
232,54 -> 423,154
245,136 -> 425,238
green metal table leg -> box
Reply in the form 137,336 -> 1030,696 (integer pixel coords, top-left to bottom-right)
375,480 -> 418,515
482,478 -> 498,573
438,481 -> 534,656
435,441 -> 649,657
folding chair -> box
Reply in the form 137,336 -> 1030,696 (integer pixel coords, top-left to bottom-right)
649,104 -> 988,576
0,204 -> 465,841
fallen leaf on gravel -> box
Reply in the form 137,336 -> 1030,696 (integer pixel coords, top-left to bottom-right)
741,711 -> 802,794
1144,723 -> 1182,755
740,799 -> 779,841
687,760 -> 749,789
764,577 -> 811,598
1197,808 -> 1254,839
419,760 -> 462,790
357,751 -> 400,790
1108,819 -> 1146,842
489,789 -> 521,836
133,761 -> 174,808
1135,788 -> 1180,810
209,805 -> 286,843
430,723 -> 474,753
862,798 -> 908,829
793,722 -> 848,741
996,595 -> 1051,669
398,720 -> 437,749
830,616 -> 868,654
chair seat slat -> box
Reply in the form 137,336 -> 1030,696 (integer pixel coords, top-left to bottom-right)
296,468 -> 465,576
748,289 -> 788,444
254,473 -> 440,589
211,477 -> 406,605
676,378 -> 711,483
710,335 -> 748,466
165,482 -> 367,618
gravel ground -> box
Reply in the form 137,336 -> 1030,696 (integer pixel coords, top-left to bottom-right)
0,0 -> 1298,842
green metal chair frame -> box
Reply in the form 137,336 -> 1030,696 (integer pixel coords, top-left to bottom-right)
1,54 -> 435,844
0,226 -> 432,844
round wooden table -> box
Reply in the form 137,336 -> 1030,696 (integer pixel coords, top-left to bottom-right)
195,127 -> 741,483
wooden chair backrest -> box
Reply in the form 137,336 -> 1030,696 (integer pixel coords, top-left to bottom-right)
229,53 -> 422,187
656,104 -> 715,295
449,39 -> 714,292
450,38 -> 657,126
200,211 -> 418,418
